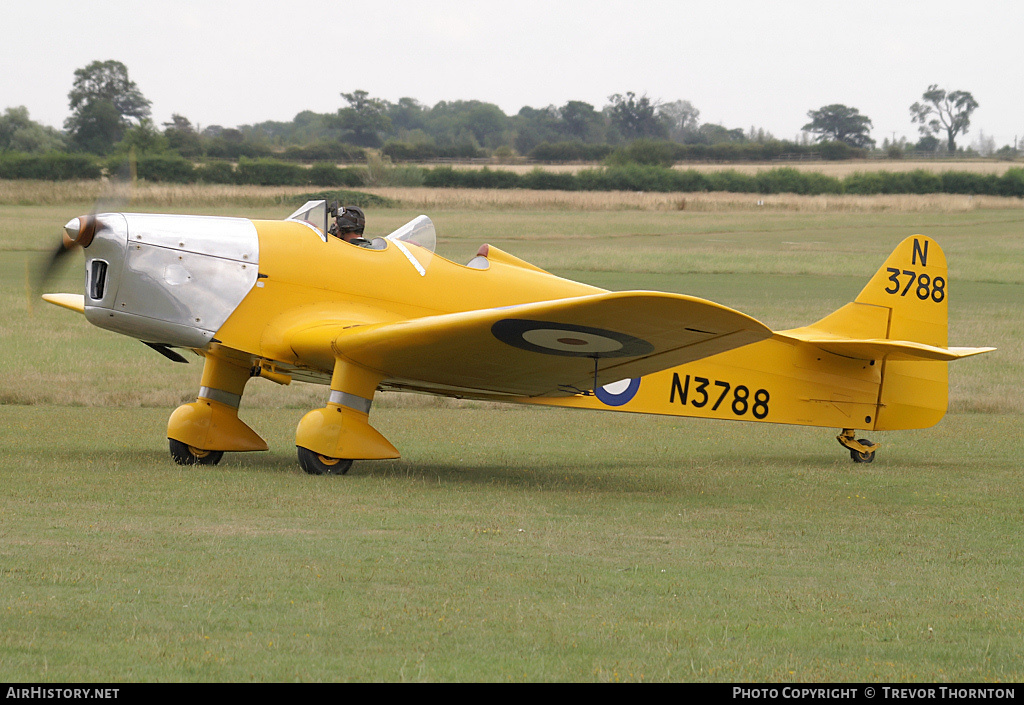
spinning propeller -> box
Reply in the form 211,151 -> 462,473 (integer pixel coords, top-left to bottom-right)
36,214 -> 104,293
35,156 -> 131,295
33,155 -> 190,364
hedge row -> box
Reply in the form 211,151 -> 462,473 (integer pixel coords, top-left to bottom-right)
529,139 -> 865,163
0,153 -> 369,186
134,156 -> 365,187
423,165 -> 1024,197
0,153 -> 102,180
381,141 -> 487,161
281,142 -> 366,162
3,152 -> 1023,196
527,142 -> 615,162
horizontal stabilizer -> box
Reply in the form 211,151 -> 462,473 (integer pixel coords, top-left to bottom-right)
777,331 -> 995,362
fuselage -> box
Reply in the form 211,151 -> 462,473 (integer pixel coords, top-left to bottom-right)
82,213 -> 605,383
78,214 -> 955,434
216,219 -> 606,375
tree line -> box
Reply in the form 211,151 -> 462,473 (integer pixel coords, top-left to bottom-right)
2,60 -> 1017,169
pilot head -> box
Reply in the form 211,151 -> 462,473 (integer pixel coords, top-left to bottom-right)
335,206 -> 366,242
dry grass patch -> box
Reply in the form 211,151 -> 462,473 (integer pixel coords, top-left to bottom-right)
428,159 -> 1023,177
6,178 -> 1023,214
673,160 -> 1023,177
363,186 -> 1024,213
0,179 -> 321,208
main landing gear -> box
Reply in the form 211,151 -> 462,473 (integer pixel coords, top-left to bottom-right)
170,439 -> 353,474
296,447 -> 353,476
166,351 -> 399,476
836,429 -> 879,463
169,438 -> 224,466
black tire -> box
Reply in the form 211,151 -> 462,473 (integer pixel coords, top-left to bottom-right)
297,446 -> 353,476
850,438 -> 875,464
169,438 -> 224,466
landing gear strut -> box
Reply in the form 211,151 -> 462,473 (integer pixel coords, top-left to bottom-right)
836,429 -> 879,463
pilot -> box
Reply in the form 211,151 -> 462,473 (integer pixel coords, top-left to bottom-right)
329,205 -> 371,247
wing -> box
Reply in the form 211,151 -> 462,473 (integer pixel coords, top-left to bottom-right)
291,291 -> 773,398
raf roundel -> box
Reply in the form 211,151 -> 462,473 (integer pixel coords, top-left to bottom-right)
594,377 -> 642,407
491,319 -> 655,358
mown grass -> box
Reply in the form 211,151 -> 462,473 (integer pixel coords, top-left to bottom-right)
1,190 -> 1022,681
2,407 -> 1022,681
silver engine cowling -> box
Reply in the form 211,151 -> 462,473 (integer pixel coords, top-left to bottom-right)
83,213 -> 259,348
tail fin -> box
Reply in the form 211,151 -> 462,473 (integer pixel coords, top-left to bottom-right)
779,236 -> 993,430
857,236 -> 949,430
853,235 -> 948,347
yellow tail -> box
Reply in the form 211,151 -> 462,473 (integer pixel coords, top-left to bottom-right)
786,235 -> 989,430
520,236 -> 992,438
859,236 -> 945,429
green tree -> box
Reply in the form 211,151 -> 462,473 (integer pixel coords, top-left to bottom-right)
607,92 -> 667,141
386,97 -> 428,134
460,102 -> 509,149
115,118 -> 168,156
658,100 -> 701,142
693,123 -> 745,145
0,106 -> 65,153
802,104 -> 875,148
335,90 -> 392,147
64,60 -> 151,154
513,105 -> 562,153
910,85 -> 979,152
423,100 -> 510,150
559,101 -> 605,142
162,114 -> 202,157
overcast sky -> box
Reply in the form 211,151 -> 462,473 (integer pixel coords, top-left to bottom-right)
5,0 -> 1022,148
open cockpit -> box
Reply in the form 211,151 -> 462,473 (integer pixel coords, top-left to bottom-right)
285,199 -> 495,272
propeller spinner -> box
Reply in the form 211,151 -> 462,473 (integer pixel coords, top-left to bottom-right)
62,214 -> 101,249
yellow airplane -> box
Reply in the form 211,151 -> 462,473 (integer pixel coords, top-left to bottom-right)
41,200 -> 993,474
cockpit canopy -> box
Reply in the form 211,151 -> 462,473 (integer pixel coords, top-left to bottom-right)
285,200 -> 436,256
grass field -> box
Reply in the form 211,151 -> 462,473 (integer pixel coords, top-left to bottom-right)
1,184 -> 1022,681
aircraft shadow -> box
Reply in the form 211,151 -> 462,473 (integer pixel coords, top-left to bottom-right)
66,448 -> 909,495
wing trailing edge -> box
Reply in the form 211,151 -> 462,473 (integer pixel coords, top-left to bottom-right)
316,291 -> 773,397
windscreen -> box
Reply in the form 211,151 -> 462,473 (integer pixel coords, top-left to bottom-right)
285,200 -> 328,240
385,215 -> 436,276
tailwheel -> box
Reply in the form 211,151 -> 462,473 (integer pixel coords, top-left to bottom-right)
850,441 -> 876,464
836,429 -> 879,464
297,446 -> 353,476
169,439 -> 224,466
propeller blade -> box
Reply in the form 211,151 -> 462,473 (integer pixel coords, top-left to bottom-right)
142,342 -> 190,364
32,156 -> 131,303
35,238 -> 75,295
34,215 -> 104,295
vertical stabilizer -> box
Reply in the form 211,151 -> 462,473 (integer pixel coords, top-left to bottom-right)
857,236 -> 949,430
853,235 -> 948,348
